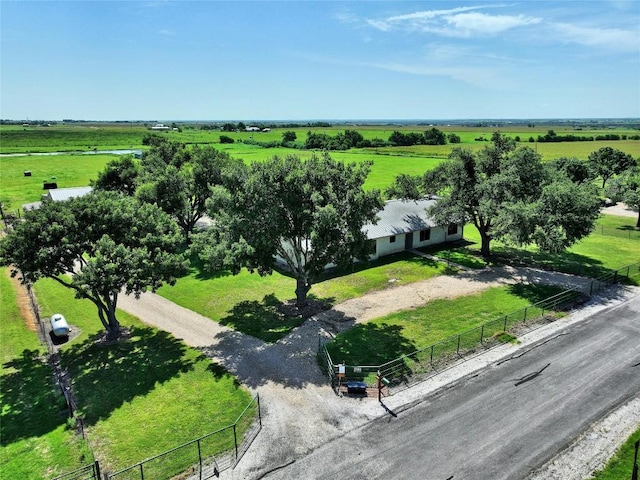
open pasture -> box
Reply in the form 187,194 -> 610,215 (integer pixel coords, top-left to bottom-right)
0,124 -> 149,153
3,123 -> 639,159
0,153 -> 117,209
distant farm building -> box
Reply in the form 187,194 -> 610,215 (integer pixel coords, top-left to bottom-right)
22,186 -> 93,212
151,123 -> 170,131
245,126 -> 261,132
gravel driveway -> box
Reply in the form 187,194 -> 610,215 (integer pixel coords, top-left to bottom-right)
116,265 -> 633,479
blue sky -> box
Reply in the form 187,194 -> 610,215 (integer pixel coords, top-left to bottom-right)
1,1 -> 639,121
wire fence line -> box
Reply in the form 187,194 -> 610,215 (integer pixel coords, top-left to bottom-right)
52,394 -> 261,480
105,394 -> 261,480
591,225 -> 640,239
319,262 -> 640,397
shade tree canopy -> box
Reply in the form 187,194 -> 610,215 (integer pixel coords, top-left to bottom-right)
607,166 -> 640,228
92,155 -> 140,195
588,147 -> 637,188
135,138 -> 244,242
387,133 -> 600,257
194,153 -> 384,307
0,191 -> 188,339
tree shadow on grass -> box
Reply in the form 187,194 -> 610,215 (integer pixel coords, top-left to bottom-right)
1,349 -> 69,445
326,323 -> 417,367
488,247 -> 608,277
58,326 -> 204,426
506,283 -> 566,305
219,294 -> 323,343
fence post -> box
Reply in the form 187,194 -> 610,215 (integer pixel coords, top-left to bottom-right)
197,439 -> 202,480
480,324 -> 485,344
504,315 -> 508,332
430,345 -> 434,366
139,463 -> 144,480
257,394 -> 262,427
94,460 -> 101,480
233,423 -> 238,461
456,335 -> 461,355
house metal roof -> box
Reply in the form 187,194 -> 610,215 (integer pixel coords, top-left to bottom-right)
48,186 -> 93,202
364,198 -> 438,240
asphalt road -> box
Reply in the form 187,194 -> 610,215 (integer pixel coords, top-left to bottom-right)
264,294 -> 640,480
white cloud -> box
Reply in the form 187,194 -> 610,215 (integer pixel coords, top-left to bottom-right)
551,22 -> 639,52
366,6 -> 540,37
158,29 -> 174,36
443,12 -> 542,37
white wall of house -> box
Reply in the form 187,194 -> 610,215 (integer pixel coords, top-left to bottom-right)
370,224 -> 463,260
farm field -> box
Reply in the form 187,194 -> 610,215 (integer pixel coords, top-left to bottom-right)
2,122 -> 639,160
0,153 -> 117,208
3,125 -> 640,215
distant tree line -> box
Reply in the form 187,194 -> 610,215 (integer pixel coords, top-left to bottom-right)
536,130 -> 640,143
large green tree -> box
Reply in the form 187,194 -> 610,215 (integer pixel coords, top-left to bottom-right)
92,154 -> 140,195
388,133 -> 600,257
136,139 -> 243,242
588,147 -> 637,188
194,153 -> 383,307
0,191 -> 188,339
607,166 -> 640,227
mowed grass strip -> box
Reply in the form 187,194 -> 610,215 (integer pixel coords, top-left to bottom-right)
156,252 -> 448,342
0,268 -> 93,480
326,284 -> 563,367
462,215 -> 640,279
32,278 -> 254,476
590,427 -> 640,480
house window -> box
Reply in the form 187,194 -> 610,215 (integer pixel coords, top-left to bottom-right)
389,235 -> 396,243
419,229 -> 431,242
447,224 -> 458,235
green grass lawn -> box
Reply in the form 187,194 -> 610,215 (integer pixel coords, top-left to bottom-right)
156,252 -> 448,342
29,278 -> 254,476
326,284 -> 562,367
0,268 -> 93,480
461,215 -> 640,278
590,427 -> 640,480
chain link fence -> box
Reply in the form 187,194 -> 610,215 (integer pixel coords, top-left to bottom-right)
320,262 -> 640,396
105,394 -> 261,480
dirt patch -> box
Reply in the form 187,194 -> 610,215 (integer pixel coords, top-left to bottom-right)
6,268 -> 38,332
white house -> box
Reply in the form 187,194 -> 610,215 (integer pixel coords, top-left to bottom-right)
151,123 -> 170,131
274,197 -> 463,269
364,198 -> 463,260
